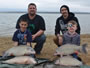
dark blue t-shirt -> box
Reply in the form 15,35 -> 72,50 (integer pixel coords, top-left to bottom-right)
12,29 -> 32,45
16,14 -> 46,35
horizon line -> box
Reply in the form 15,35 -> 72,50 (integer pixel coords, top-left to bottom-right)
0,11 -> 90,14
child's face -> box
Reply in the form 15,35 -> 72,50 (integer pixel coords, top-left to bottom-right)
67,23 -> 77,33
19,21 -> 28,31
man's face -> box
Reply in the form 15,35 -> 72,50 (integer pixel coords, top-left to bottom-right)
28,5 -> 36,16
61,7 -> 68,18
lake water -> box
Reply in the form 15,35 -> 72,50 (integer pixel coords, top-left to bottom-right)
0,12 -> 90,36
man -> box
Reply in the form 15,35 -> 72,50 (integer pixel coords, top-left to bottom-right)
16,3 -> 46,54
54,5 -> 81,47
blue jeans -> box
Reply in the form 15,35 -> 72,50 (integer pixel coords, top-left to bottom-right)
71,53 -> 78,59
71,53 -> 82,61
32,34 -> 46,54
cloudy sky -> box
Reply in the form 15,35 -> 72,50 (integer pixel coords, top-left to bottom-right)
0,0 -> 90,12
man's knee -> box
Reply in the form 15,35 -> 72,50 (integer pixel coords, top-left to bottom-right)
40,34 -> 46,42
53,36 -> 59,45
53,36 -> 63,47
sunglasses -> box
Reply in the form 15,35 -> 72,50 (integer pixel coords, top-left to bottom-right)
67,24 -> 73,27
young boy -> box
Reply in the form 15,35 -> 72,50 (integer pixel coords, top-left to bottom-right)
12,19 -> 32,46
62,20 -> 80,45
61,20 -> 81,60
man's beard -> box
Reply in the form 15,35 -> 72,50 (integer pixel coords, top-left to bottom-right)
63,12 -> 68,19
29,12 -> 35,16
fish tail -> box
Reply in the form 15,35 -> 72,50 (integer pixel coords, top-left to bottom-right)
82,44 -> 87,54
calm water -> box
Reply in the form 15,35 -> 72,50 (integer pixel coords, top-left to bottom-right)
0,12 -> 90,36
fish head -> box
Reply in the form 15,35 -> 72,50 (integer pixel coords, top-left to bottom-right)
54,51 -> 60,56
54,48 -> 59,56
54,48 -> 63,56
54,52 -> 64,56
26,47 -> 36,54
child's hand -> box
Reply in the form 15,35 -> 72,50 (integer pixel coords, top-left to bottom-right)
58,36 -> 63,45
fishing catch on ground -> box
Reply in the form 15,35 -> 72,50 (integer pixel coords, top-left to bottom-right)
55,56 -> 83,66
2,45 -> 36,58
54,44 -> 87,56
1,56 -> 37,64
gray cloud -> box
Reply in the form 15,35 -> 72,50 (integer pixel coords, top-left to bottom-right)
0,0 -> 90,12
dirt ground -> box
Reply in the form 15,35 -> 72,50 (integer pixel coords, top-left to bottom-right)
0,34 -> 90,65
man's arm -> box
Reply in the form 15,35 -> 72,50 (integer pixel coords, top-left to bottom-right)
55,18 -> 61,35
56,34 -> 63,45
32,30 -> 44,40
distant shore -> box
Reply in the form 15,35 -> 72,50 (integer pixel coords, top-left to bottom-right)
0,11 -> 90,14
0,34 -> 90,65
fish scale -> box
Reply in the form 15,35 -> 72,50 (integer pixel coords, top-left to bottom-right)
55,44 -> 87,56
2,56 -> 37,64
2,45 -> 36,58
55,56 -> 83,66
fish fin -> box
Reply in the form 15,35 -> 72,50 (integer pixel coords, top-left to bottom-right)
82,43 -> 88,54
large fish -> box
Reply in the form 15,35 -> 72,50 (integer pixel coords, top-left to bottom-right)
2,45 -> 36,58
2,56 -> 37,64
55,56 -> 83,66
54,44 -> 87,56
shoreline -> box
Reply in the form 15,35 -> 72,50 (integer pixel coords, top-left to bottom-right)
0,34 -> 90,37
0,34 -> 90,65
0,11 -> 90,14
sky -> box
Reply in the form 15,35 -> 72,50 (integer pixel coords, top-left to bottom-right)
0,0 -> 90,12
